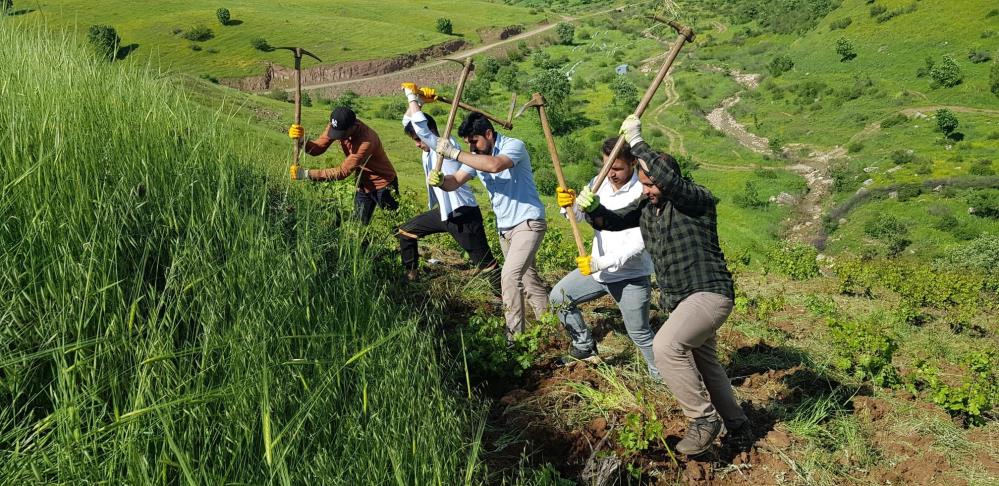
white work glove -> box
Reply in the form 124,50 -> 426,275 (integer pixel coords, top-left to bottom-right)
436,137 -> 461,161
619,114 -> 644,147
401,82 -> 421,104
576,186 -> 600,213
576,254 -> 610,276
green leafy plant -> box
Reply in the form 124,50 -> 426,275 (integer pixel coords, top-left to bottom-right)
910,352 -> 998,425
250,37 -> 271,51
86,24 -> 120,60
768,54 -> 794,76
836,37 -> 856,62
436,17 -> 453,35
216,7 -> 230,26
827,313 -> 900,387
766,242 -> 820,280
182,25 -> 214,42
929,55 -> 963,88
555,21 -> 574,45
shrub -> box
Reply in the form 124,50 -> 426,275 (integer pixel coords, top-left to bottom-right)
929,55 -> 963,88
555,21 -> 574,45
869,4 -> 887,17
836,37 -> 856,61
733,180 -> 768,209
936,108 -> 959,136
610,75 -> 638,107
766,242 -> 820,280
768,54 -> 794,77
182,25 -> 214,42
330,90 -> 362,113
266,89 -> 289,102
477,56 -> 500,83
880,113 -> 908,129
436,17 -> 453,35
189,43 -> 202,52
496,64 -> 520,92
910,352 -> 998,425
889,149 -> 915,164
769,134 -> 784,156
847,141 -> 864,153
969,159 -> 995,176
990,63 -> 999,97
86,24 -> 120,61
828,313 -> 900,387
250,37 -> 271,51
968,49 -> 992,64
967,189 -> 999,219
216,7 -> 230,26
829,17 -> 852,30
864,215 -> 910,255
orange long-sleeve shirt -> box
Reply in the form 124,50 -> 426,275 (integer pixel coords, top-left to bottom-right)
305,120 -> 397,192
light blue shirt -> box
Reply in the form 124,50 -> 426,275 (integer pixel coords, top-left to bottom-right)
460,133 -> 545,232
403,111 -> 478,221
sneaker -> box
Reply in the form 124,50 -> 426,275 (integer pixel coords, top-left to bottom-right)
675,416 -> 724,456
559,345 -> 600,366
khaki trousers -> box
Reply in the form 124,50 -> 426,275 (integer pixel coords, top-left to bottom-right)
653,292 -> 747,424
499,219 -> 548,338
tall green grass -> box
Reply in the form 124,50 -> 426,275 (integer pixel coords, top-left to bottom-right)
0,24 -> 484,484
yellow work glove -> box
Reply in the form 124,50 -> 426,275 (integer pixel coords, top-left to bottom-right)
427,169 -> 444,187
290,164 -> 310,181
401,82 -> 420,104
576,186 -> 600,213
288,124 -> 304,139
576,255 -> 593,276
418,87 -> 438,103
556,187 -> 576,208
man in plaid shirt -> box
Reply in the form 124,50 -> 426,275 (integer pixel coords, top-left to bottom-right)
569,115 -> 749,456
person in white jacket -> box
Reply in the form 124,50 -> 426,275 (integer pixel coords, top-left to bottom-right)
397,84 -> 496,282
550,137 -> 658,379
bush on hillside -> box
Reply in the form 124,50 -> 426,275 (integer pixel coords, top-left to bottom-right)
936,109 -> 959,137
967,49 -> 992,64
477,56 -> 501,83
216,8 -> 230,26
829,17 -> 852,30
86,24 -> 120,61
610,75 -> 638,107
733,180 -> 768,209
768,54 -> 794,77
496,64 -> 520,92
990,63 -> 999,97
530,69 -> 573,134
967,189 -> 999,219
266,89 -> 288,102
836,37 -> 856,62
864,215 -> 911,256
889,149 -> 915,164
929,55 -> 963,88
182,25 -> 214,42
330,90 -> 362,113
436,17 -> 453,35
250,37 -> 271,51
880,113 -> 908,129
766,242 -> 820,280
970,159 -> 995,176
555,21 -> 574,45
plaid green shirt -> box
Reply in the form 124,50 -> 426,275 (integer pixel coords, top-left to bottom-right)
590,141 -> 733,312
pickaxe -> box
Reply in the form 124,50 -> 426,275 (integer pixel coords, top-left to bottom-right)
590,17 -> 694,193
435,93 -> 518,130
274,46 -> 322,176
515,92 -> 587,258
433,57 -> 475,174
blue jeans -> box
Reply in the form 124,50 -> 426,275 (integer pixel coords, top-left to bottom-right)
549,270 -> 659,379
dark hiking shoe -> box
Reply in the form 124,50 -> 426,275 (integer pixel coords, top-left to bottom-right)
559,345 -> 600,366
676,417 -> 724,456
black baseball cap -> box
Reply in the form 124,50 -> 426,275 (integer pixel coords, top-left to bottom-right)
328,107 -> 357,140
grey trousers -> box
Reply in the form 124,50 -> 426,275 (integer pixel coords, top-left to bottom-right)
653,292 -> 747,425
549,270 -> 660,379
499,219 -> 548,337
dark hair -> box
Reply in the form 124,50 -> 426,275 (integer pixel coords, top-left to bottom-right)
602,137 -> 636,163
403,113 -> 439,138
457,112 -> 494,138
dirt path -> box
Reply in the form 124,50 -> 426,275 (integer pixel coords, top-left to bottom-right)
297,4 -> 631,94
901,105 -> 999,116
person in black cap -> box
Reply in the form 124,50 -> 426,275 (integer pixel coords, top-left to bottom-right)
288,107 -> 399,225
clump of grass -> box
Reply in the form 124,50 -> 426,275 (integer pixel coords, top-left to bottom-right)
0,24 -> 485,483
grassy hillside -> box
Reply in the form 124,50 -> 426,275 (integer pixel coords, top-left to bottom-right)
21,0 -> 545,78
0,23 -> 492,483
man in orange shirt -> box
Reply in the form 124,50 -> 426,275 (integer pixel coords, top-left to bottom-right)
288,107 -> 399,225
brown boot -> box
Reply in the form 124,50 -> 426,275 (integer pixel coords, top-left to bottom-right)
676,416 -> 724,456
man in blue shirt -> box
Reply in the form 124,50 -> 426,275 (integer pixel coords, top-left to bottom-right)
431,113 -> 548,340
398,85 -> 496,282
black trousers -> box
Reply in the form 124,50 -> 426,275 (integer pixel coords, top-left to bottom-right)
354,179 -> 399,225
397,205 -> 496,271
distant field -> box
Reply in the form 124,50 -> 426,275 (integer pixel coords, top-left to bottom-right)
23,1 -> 546,78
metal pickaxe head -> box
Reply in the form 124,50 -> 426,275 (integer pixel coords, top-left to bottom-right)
273,46 -> 323,63
514,92 -> 546,118
646,15 -> 695,42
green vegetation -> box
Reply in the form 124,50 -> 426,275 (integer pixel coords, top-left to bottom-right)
435,17 -> 453,35
86,24 -> 119,60
216,7 -> 230,26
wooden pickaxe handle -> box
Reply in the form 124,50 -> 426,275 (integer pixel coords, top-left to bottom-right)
436,95 -> 514,130
433,57 -> 474,174
590,20 -> 695,193
534,94 -> 587,257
